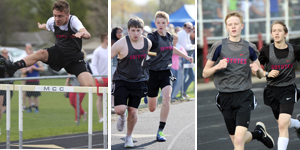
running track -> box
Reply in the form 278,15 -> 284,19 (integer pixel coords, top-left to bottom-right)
111,100 -> 195,150
198,77 -> 300,150
0,131 -> 104,149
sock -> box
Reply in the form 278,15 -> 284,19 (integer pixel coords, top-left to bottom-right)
125,134 -> 132,139
14,60 -> 26,69
251,130 -> 262,140
158,122 -> 166,131
277,137 -> 289,150
290,118 -> 300,129
35,106 -> 39,110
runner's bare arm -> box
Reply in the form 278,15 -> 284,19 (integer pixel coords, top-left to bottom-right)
111,38 -> 125,59
73,28 -> 91,39
37,22 -> 47,31
173,46 -> 193,63
203,58 -> 227,78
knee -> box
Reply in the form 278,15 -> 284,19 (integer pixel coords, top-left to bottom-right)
37,50 -> 48,59
278,121 -> 289,131
148,105 -> 156,112
115,109 -> 125,116
233,135 -> 244,146
128,109 -> 137,119
162,96 -> 171,105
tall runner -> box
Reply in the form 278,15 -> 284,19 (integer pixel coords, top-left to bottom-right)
202,11 -> 275,150
111,17 -> 152,147
0,0 -> 94,86
147,11 -> 193,142
256,21 -> 300,150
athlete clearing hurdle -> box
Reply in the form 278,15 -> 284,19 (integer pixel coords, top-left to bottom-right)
0,0 -> 94,87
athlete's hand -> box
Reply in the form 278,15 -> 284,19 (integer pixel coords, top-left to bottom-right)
37,22 -> 47,30
73,32 -> 85,38
98,78 -> 104,84
185,56 -> 193,63
250,63 -> 259,72
216,58 -> 228,70
268,70 -> 279,78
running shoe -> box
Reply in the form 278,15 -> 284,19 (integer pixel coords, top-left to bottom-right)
124,136 -> 134,147
255,121 -> 274,148
27,108 -> 32,113
156,131 -> 166,142
117,115 -> 126,131
99,118 -> 104,123
295,114 -> 300,139
34,109 -> 39,113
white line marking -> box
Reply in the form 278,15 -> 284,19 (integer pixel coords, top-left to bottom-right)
167,121 -> 195,150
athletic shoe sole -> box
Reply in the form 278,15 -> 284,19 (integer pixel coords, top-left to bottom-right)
256,121 -> 274,149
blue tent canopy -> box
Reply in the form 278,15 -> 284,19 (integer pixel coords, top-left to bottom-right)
151,4 -> 196,28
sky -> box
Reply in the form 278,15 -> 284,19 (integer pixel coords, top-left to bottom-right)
130,0 -> 156,5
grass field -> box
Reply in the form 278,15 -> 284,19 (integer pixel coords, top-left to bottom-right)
0,78 -> 104,142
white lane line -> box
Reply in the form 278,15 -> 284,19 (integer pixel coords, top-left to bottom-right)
0,132 -> 102,146
167,121 -> 195,150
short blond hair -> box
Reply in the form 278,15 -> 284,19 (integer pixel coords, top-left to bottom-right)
154,11 -> 169,22
225,11 -> 243,25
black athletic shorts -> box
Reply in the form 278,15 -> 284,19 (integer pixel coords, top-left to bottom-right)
147,70 -> 172,97
46,46 -> 89,77
264,84 -> 298,118
0,91 -> 13,106
26,81 -> 41,98
112,80 -> 147,108
216,89 -> 256,135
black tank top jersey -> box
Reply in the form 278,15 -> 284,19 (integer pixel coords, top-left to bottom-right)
54,15 -> 83,56
147,31 -> 173,71
265,43 -> 295,86
113,36 -> 149,82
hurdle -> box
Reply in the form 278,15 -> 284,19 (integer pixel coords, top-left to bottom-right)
0,83 -> 108,149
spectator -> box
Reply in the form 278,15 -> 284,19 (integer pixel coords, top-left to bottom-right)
65,49 -> 92,123
174,26 -> 182,33
171,34 -> 187,101
0,49 -> 14,115
91,33 -> 108,123
111,27 -> 123,114
190,28 -> 195,45
21,48 -> 44,113
65,75 -> 87,123
250,0 -> 266,33
270,0 -> 281,17
228,0 -> 238,12
177,22 -> 194,50
178,22 -> 195,98
22,43 -> 32,111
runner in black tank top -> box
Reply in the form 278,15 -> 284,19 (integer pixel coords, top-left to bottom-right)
147,11 -> 193,142
0,0 -> 94,87
111,17 -> 152,148
258,21 -> 300,150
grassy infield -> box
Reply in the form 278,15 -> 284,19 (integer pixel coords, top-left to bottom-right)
0,79 -> 195,142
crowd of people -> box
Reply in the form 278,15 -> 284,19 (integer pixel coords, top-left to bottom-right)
202,0 -> 300,37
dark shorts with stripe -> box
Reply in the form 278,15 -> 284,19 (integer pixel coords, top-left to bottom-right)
26,81 -> 41,98
216,89 -> 256,135
112,80 -> 147,108
46,46 -> 89,77
264,84 -> 298,119
147,70 -> 172,97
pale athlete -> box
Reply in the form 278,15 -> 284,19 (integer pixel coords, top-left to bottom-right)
111,17 -> 152,147
203,11 -> 275,150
